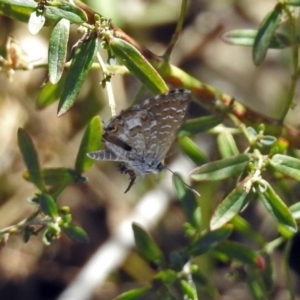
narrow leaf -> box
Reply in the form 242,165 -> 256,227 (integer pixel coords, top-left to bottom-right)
17,128 -> 45,191
257,182 -> 297,236
222,29 -> 292,49
179,115 -> 223,137
286,0 -> 300,6
28,10 -> 45,34
253,4 -> 283,65
63,225 -> 89,243
132,223 -> 164,265
154,269 -> 177,284
0,0 -> 36,8
269,154 -> 300,181
178,136 -> 208,165
75,116 -> 103,172
217,241 -> 263,267
210,177 -> 251,230
36,80 -> 63,109
114,287 -> 151,300
289,202 -> 300,220
190,154 -> 250,181
48,18 -> 70,84
38,193 -> 58,218
44,0 -> 87,23
109,36 -> 168,94
23,168 -> 79,186
180,279 -> 198,300
57,37 -> 98,116
217,131 -> 239,158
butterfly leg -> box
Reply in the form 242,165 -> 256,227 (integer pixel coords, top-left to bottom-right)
117,163 -> 137,193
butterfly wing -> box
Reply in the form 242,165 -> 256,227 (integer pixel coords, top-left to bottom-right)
104,106 -> 156,158
88,89 -> 191,173
136,89 -> 191,162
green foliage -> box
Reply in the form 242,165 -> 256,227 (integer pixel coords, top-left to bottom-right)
1,0 -> 300,299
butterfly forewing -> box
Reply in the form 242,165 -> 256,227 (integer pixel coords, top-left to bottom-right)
139,90 -> 191,161
105,109 -> 155,157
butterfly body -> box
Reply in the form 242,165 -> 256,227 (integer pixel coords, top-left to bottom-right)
87,89 -> 191,192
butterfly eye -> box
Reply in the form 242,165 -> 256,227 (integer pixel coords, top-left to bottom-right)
107,124 -> 118,132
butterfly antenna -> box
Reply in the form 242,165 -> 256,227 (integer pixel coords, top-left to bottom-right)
165,166 -> 200,197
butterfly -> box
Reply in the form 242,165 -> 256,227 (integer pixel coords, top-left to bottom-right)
87,89 -> 191,193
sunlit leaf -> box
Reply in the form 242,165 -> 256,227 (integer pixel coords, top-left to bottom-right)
178,136 -> 208,165
190,154 -> 250,181
256,181 -> 297,237
75,116 -> 103,172
48,18 -> 70,84
210,177 -> 251,230
28,10 -> 45,34
57,37 -> 98,116
38,193 -> 59,218
109,36 -> 168,94
217,131 -> 239,158
269,154 -> 300,181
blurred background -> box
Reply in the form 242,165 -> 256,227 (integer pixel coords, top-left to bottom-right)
0,0 -> 299,299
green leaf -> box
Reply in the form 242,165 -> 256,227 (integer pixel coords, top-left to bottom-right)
259,135 -> 277,146
173,173 -> 200,228
0,0 -> 36,8
0,0 -> 36,23
253,4 -> 283,65
188,226 -> 232,256
0,0 -> 87,24
154,269 -> 177,284
36,79 -> 64,109
286,0 -> 300,6
109,36 -> 168,94
217,131 -> 239,158
289,202 -> 300,220
231,216 -> 266,246
57,37 -> 98,116
23,168 -> 81,186
17,128 -> 45,191
256,182 -> 297,237
48,18 -> 70,84
269,154 -> 300,181
114,287 -> 151,300
222,29 -> 292,49
75,116 -> 103,172
179,115 -> 223,137
178,136 -> 208,165
190,154 -> 250,181
63,224 -> 89,243
180,279 -> 198,300
28,10 -> 45,34
44,0 -> 87,23
210,177 -> 251,230
38,193 -> 59,218
132,223 -> 164,265
217,241 -> 263,268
